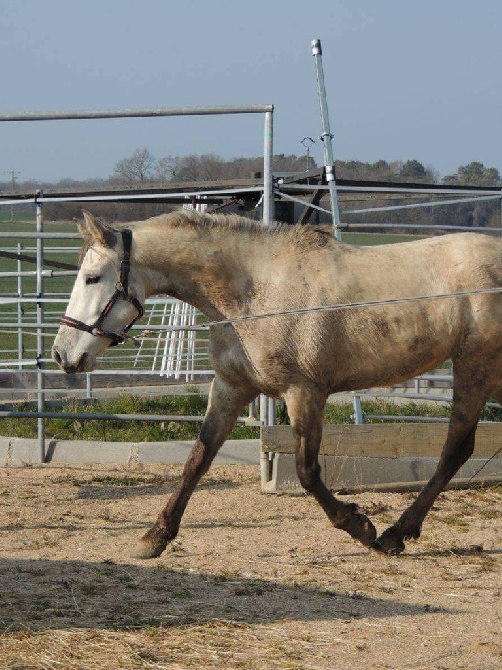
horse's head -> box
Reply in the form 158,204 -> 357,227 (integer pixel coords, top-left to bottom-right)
52,211 -> 145,373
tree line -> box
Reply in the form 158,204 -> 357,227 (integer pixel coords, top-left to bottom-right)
1,150 -> 500,229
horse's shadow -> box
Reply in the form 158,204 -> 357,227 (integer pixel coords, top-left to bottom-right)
74,477 -> 240,500
0,557 -> 457,633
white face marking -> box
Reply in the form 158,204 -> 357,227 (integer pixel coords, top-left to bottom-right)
52,243 -> 143,373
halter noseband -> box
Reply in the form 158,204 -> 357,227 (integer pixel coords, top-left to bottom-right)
60,228 -> 144,346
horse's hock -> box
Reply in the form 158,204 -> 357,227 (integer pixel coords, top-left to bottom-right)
260,423 -> 502,493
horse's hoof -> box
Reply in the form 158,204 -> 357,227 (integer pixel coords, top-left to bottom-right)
130,539 -> 166,559
342,512 -> 378,549
130,527 -> 169,559
374,527 -> 406,556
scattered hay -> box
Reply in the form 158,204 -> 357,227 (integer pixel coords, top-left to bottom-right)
0,464 -> 500,669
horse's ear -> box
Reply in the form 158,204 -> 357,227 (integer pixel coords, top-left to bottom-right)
79,210 -> 116,248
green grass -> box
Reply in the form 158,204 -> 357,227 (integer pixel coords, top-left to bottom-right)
0,218 -> 79,365
0,392 -> 259,441
323,399 -> 452,424
2,394 -> 500,442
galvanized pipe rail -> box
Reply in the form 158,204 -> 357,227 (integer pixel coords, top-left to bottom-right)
0,104 -> 273,122
0,409 -> 256,425
0,103 -> 276,460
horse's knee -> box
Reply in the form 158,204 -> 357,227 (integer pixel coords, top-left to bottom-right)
296,459 -> 321,492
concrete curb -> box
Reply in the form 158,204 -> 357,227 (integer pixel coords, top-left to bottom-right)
0,437 -> 261,467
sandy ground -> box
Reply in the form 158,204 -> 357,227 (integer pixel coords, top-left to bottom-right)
0,463 -> 500,670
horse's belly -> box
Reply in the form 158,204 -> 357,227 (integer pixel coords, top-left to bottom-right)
325,329 -> 453,392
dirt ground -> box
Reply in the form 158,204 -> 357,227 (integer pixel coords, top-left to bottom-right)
0,463 -> 500,670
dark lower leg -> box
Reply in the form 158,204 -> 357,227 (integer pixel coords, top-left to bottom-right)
376,424 -> 478,555
299,459 -> 376,541
136,437 -> 218,557
132,378 -> 256,559
297,458 -> 377,547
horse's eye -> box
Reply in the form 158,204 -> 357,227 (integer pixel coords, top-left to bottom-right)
85,276 -> 101,285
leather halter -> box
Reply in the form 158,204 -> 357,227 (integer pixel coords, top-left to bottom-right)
60,228 -> 144,346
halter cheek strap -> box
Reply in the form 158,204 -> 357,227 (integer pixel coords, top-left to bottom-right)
61,228 -> 144,346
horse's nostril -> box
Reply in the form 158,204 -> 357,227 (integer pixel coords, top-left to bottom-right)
52,346 -> 63,368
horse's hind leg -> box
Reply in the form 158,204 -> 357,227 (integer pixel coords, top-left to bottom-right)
376,367 -> 489,555
132,376 -> 256,559
285,386 -> 377,549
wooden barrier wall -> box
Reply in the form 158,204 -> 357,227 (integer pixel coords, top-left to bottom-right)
260,423 -> 502,493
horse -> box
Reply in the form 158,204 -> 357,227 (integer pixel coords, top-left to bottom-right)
52,209 -> 502,558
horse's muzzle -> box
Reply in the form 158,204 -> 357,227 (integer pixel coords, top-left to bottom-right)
52,346 -> 89,374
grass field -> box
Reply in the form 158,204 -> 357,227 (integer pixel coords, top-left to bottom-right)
0,217 -> 84,367
0,395 -> 440,441
2,393 -> 500,441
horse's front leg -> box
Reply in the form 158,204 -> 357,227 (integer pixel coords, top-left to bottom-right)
132,377 -> 256,559
285,386 -> 377,549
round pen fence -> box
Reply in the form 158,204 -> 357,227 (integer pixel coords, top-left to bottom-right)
1,103 -> 502,492
0,104 -> 274,462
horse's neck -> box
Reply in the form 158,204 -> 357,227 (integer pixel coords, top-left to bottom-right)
135,224 -> 264,320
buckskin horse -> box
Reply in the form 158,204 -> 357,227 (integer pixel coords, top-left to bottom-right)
52,210 -> 502,558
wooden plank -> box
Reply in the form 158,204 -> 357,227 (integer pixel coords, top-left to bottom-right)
298,187 -> 324,225
261,423 -> 502,458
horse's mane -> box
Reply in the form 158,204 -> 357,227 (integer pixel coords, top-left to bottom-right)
139,209 -> 334,248
77,209 -> 334,265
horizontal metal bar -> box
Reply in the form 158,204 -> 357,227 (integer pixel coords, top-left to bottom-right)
280,183 -> 502,197
363,414 -> 499,425
0,301 -> 69,308
0,270 -> 77,278
344,194 -> 502,215
354,392 -> 452,403
0,186 -> 264,208
0,409 -> 251,424
0,359 -> 38,367
0,104 -> 274,122
0,321 -> 67,330
0,232 -> 80,239
342,223 -> 502,232
0,321 -> 209,335
364,414 -> 450,423
40,186 -> 263,204
32,368 -> 213,377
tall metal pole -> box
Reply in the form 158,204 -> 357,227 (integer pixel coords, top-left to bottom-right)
261,109 -> 275,427
16,243 -> 24,369
262,109 -> 274,225
36,191 -> 46,462
311,38 -> 342,240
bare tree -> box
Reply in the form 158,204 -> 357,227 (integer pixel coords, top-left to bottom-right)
155,156 -> 176,184
113,148 -> 156,184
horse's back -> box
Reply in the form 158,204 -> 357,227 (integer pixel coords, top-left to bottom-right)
236,231 -> 502,396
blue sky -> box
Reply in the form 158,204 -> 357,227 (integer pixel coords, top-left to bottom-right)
1,0 -> 501,182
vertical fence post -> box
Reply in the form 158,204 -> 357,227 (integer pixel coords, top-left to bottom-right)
36,191 -> 46,462
352,394 -> 363,424
261,109 -> 275,426
262,109 -> 274,226
16,243 -> 24,369
86,373 -> 93,400
311,38 -> 342,241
